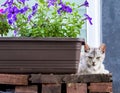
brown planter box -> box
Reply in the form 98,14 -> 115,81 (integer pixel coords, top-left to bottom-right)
0,37 -> 84,74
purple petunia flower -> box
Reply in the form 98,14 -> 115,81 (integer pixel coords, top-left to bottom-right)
8,0 -> 14,5
14,30 -> 17,37
32,3 -> 38,11
7,15 -> 17,25
12,14 -> 17,21
5,6 -> 19,16
3,5 -> 20,25
1,0 -> 13,6
84,14 -> 93,25
7,6 -> 19,16
57,8 -> 62,15
31,3 -> 38,16
47,0 -> 57,7
27,3 -> 38,21
7,13 -> 12,19
12,6 -> 19,14
17,0 -> 29,4
57,3 -> 72,15
27,14 -> 32,21
19,6 -> 28,14
1,0 -> 9,6
79,0 -> 89,7
8,19 -> 13,25
83,0 -> 89,7
2,8 -> 8,14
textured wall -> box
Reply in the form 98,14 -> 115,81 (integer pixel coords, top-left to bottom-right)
102,0 -> 120,93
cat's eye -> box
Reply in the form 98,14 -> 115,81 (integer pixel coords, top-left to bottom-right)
88,56 -> 93,59
96,57 -> 100,59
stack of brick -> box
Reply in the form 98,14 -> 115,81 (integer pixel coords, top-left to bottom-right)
0,74 -> 112,93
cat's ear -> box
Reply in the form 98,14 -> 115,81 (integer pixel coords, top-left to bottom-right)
84,43 -> 90,52
99,43 -> 106,53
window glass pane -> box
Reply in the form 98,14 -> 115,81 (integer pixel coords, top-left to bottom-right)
0,0 -> 86,39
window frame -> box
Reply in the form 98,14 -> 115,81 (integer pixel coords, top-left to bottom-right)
86,0 -> 102,47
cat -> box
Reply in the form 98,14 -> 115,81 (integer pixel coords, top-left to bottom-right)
77,43 -> 109,74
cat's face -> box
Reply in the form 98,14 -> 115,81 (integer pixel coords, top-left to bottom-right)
84,44 -> 106,67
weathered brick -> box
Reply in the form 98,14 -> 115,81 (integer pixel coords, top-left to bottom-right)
15,85 -> 38,93
42,84 -> 61,93
0,74 -> 28,85
67,83 -> 87,93
88,82 -> 112,93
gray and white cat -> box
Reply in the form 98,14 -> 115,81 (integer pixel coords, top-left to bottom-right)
77,43 -> 109,74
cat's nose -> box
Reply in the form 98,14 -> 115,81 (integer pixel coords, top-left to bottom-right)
92,62 -> 95,66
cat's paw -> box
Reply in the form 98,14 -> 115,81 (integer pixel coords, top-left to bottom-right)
103,70 -> 109,74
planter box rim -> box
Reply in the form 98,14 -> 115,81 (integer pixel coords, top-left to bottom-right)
0,37 -> 85,43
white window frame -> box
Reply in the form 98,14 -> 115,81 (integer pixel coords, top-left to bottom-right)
87,0 -> 102,48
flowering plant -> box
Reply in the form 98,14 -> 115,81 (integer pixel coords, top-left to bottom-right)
0,0 -> 92,37
0,8 -> 11,36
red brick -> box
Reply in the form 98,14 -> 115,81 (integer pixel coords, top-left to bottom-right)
88,82 -> 112,92
0,74 -> 28,85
